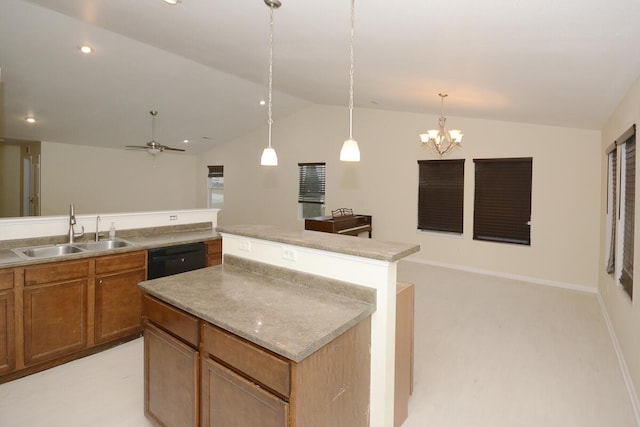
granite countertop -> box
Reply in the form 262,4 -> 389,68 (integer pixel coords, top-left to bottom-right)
139,256 -> 376,362
0,224 -> 220,268
217,224 -> 420,262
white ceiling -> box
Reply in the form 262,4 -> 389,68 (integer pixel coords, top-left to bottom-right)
2,0 -> 640,154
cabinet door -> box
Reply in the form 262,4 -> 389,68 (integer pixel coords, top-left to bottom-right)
23,279 -> 87,365
201,357 -> 288,427
0,290 -> 15,374
95,268 -> 146,344
145,323 -> 199,427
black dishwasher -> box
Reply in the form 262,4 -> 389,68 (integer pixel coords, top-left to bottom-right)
147,242 -> 206,279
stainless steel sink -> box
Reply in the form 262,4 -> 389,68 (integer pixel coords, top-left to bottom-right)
75,238 -> 135,251
15,244 -> 84,259
12,238 -> 136,260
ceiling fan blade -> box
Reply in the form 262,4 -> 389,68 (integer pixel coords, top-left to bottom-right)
125,145 -> 150,149
163,146 -> 186,152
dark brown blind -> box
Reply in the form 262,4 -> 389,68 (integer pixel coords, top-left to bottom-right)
621,135 -> 635,299
207,165 -> 224,178
417,159 -> 464,233
606,150 -> 617,274
473,158 -> 532,245
298,163 -> 326,204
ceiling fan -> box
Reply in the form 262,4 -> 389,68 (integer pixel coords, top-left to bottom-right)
125,110 -> 185,156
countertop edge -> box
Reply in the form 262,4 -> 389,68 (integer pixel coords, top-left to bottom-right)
217,224 -> 420,262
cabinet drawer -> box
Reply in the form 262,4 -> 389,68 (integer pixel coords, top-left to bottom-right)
24,260 -> 89,286
0,270 -> 14,291
143,295 -> 199,347
201,323 -> 291,398
96,250 -> 146,275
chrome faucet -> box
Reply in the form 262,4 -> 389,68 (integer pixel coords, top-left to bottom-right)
68,203 -> 85,243
95,215 -> 102,242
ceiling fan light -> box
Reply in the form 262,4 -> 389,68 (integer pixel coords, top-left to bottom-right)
261,147 -> 278,166
148,148 -> 161,156
340,139 -> 360,162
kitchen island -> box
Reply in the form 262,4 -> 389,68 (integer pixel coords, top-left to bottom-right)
218,225 -> 419,427
139,254 -> 376,426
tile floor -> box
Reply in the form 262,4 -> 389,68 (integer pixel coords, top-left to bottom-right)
0,261 -> 637,426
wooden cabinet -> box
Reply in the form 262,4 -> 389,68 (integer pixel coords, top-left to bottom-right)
143,296 -> 200,427
143,294 -> 371,427
201,357 -> 288,427
200,320 -> 370,427
0,249 -> 148,383
0,269 -> 15,374
205,239 -> 222,267
395,281 -> 415,427
94,251 -> 146,344
145,322 -> 200,427
23,259 -> 89,366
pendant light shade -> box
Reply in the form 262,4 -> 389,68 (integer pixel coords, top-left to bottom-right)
340,0 -> 360,162
261,147 -> 278,166
340,139 -> 360,162
260,0 -> 281,166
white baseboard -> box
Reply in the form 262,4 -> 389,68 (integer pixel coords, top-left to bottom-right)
597,294 -> 640,426
403,256 -> 597,294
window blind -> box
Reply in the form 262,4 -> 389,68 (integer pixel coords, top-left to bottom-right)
606,150 -> 617,274
417,159 -> 464,233
207,165 -> 224,178
621,135 -> 635,299
298,163 -> 326,204
473,158 -> 532,245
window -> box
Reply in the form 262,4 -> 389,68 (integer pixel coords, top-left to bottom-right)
620,134 -> 635,299
207,165 -> 223,209
473,158 -> 532,245
417,159 -> 464,233
606,125 -> 635,300
298,163 -> 326,218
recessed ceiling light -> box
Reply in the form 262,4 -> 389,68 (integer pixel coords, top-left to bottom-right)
259,100 -> 266,106
25,116 -> 36,123
163,0 -> 181,4
79,45 -> 93,54
182,139 -> 189,143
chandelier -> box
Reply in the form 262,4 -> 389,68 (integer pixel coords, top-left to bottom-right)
419,93 -> 463,156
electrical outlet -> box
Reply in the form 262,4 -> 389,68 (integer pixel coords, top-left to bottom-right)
238,240 -> 251,251
169,215 -> 178,221
282,247 -> 297,261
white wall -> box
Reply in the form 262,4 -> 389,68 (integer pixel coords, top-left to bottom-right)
198,104 -> 601,290
41,141 -> 199,216
599,74 -> 640,418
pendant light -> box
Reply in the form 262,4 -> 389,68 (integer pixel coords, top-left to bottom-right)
340,0 -> 360,162
260,0 -> 281,166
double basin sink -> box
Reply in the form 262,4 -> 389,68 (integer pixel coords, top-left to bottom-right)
13,238 -> 137,260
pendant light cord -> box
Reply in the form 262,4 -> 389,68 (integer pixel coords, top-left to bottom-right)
267,5 -> 275,149
348,0 -> 355,140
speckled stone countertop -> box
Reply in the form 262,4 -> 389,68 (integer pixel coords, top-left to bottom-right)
217,224 -> 420,262
0,223 -> 220,268
139,255 -> 376,362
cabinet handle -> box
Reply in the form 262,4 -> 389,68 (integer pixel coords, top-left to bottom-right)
98,279 -> 103,285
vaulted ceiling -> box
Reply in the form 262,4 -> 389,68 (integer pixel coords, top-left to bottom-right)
2,0 -> 640,154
